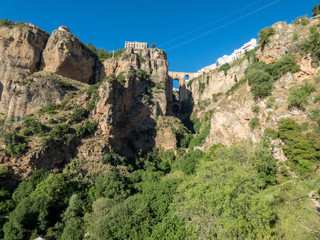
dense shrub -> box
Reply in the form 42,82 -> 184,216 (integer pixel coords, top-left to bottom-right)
173,143 -> 276,239
189,122 -> 211,149
278,118 -> 320,175
303,26 -> 320,65
22,129 -> 33,137
249,117 -> 260,129
247,64 -> 273,97
313,93 -> 320,103
69,105 -> 88,123
258,26 -> 275,50
300,18 -> 310,26
23,115 -> 43,134
49,124 -> 71,143
0,19 -> 14,27
3,173 -> 70,240
218,63 -> 231,76
252,105 -> 260,113
40,135 -> 54,149
245,47 -> 258,62
86,42 -> 124,61
75,120 -> 98,137
246,55 -> 300,98
199,82 -> 205,94
102,150 -> 127,166
287,82 -> 316,109
1,131 -> 27,156
83,82 -> 102,111
177,150 -> 204,175
95,172 -> 133,201
309,109 -> 320,125
264,128 -> 279,139
192,118 -> 201,134
39,103 -> 57,114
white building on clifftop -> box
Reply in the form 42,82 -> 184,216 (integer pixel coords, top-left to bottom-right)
198,38 -> 258,73
125,41 -> 148,49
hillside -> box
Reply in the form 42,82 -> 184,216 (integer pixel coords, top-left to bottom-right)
0,16 -> 320,240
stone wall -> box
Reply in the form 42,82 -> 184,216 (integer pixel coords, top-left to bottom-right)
168,71 -> 200,102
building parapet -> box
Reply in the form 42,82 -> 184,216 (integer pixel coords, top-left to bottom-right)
125,41 -> 148,49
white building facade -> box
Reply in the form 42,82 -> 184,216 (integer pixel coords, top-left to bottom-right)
198,38 -> 258,73
125,41 -> 148,49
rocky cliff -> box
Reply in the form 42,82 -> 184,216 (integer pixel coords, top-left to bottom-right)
0,23 -> 101,121
192,18 -> 320,155
92,48 -> 169,156
42,28 -> 101,84
1,17 -> 320,180
0,24 -> 49,117
0,22 -> 172,177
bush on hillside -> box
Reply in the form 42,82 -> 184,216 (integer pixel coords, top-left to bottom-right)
1,131 -> 28,156
249,117 -> 260,129
252,105 -> 260,113
278,118 -> 320,175
177,149 -> 204,175
303,26 -> 320,66
264,128 -> 279,139
309,109 -> 320,125
258,26 -> 275,50
75,120 -> 98,137
287,82 -> 316,109
69,105 -> 88,123
23,115 -> 43,134
0,19 -> 14,27
246,55 -> 300,98
218,63 -> 231,76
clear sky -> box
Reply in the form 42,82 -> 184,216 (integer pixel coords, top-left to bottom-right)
0,0 -> 316,73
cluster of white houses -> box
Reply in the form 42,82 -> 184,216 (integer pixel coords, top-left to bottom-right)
198,38 -> 258,73
125,41 -> 148,49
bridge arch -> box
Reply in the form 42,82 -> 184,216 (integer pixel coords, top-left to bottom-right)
168,71 -> 200,102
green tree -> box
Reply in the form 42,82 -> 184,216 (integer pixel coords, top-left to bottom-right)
151,43 -> 156,48
95,172 -> 133,201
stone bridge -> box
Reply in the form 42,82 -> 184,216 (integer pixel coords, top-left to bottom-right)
168,71 -> 200,102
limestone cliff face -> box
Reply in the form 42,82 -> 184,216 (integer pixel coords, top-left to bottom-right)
200,19 -> 320,150
0,24 -> 49,116
42,29 -> 101,84
93,48 -> 169,156
189,59 -> 249,104
6,71 -> 88,120
102,48 -> 169,115
0,24 -> 100,120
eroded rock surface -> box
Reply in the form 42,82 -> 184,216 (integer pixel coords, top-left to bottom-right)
42,29 -> 101,83
0,24 -> 49,115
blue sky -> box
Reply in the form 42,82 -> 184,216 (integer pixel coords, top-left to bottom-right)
0,0 -> 316,73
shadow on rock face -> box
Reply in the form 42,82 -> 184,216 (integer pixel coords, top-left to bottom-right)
0,82 -> 3,101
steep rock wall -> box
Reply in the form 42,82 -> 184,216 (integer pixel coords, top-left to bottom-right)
0,24 -> 49,116
93,48 -> 170,156
0,24 -> 100,120
189,59 -> 249,104
42,29 -> 101,84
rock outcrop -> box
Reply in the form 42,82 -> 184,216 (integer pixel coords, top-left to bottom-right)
0,24 -> 101,120
189,59 -> 250,104
0,24 -> 49,116
42,28 -> 101,84
93,48 -> 169,156
5,71 -> 88,120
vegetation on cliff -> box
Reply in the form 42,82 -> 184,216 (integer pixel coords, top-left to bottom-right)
1,15 -> 320,240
